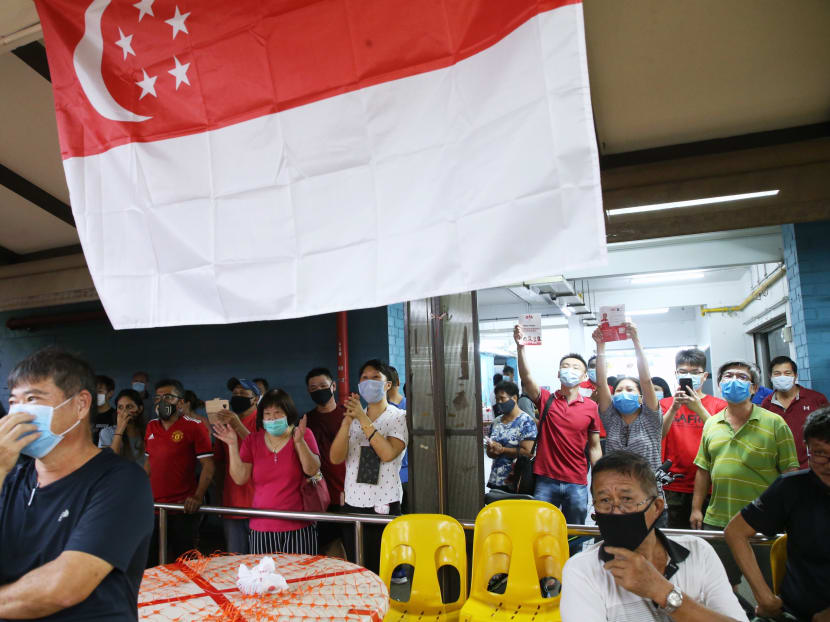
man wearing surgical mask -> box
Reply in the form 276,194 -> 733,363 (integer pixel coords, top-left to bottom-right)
92,374 -> 116,446
561,451 -> 747,621
660,348 -> 726,529
761,355 -> 828,468
691,360 -> 799,593
0,347 -> 153,619
514,325 -> 602,555
131,370 -> 153,424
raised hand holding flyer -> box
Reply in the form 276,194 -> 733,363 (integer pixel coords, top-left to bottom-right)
599,305 -> 627,342
518,314 -> 542,345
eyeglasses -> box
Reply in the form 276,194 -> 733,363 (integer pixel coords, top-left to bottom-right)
721,372 -> 752,382
594,495 -> 655,514
807,450 -> 830,465
154,393 -> 181,403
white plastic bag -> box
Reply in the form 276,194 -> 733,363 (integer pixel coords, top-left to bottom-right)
236,557 -> 289,595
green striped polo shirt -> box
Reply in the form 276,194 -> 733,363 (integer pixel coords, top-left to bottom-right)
694,405 -> 799,527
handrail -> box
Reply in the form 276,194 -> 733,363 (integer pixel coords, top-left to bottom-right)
154,502 -> 780,566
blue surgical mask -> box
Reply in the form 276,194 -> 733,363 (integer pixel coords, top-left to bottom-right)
588,369 -> 597,383
720,379 -> 751,404
612,392 -> 641,414
9,396 -> 79,459
264,418 -> 288,436
358,379 -> 387,404
132,381 -> 146,393
654,390 -> 664,400
559,368 -> 582,388
678,373 -> 703,391
771,376 -> 795,392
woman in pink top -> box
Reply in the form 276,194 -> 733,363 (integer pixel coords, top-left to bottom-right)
214,389 -> 321,555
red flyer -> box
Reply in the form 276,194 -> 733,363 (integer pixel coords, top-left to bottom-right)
599,305 -> 627,342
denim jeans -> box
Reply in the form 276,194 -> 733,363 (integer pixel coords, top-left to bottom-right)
534,476 -> 588,555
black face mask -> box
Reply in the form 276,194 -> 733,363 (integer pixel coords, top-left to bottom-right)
497,399 -> 516,416
156,401 -> 176,420
594,497 -> 657,552
310,388 -> 333,406
229,395 -> 252,415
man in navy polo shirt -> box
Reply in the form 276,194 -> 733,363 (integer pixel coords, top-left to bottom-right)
725,405 -> 830,622
0,347 -> 153,620
515,325 -> 602,555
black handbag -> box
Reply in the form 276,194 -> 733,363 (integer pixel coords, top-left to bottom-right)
509,393 -> 555,495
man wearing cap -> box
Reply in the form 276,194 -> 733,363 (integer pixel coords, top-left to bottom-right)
213,377 -> 260,553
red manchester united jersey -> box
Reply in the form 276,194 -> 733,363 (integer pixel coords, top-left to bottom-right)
145,415 -> 213,502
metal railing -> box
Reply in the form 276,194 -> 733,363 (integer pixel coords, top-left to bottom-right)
155,502 -> 779,566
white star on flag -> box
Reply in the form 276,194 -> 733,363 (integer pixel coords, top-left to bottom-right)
168,56 -> 190,89
136,69 -> 158,99
115,28 -> 135,60
133,0 -> 154,22
165,6 -> 190,39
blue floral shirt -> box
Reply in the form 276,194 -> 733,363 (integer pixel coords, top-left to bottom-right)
487,411 -> 537,488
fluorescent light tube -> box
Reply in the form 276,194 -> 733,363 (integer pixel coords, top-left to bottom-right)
627,308 -> 670,316
630,271 -> 704,284
608,190 -> 779,216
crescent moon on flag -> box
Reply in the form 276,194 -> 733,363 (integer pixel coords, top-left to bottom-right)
73,0 -> 151,122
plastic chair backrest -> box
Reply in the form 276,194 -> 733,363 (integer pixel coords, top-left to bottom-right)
468,499 -> 568,607
380,514 -> 468,614
770,534 -> 787,595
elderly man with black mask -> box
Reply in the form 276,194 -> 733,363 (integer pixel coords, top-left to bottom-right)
561,451 -> 747,622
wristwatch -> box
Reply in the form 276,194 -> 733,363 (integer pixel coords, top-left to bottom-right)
662,585 -> 683,614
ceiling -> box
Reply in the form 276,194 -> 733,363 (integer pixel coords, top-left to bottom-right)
1,0 -> 829,265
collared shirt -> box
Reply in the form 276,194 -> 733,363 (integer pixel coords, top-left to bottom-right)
741,469 -> 830,620
561,530 -> 747,621
694,405 -> 799,527
145,415 -> 213,503
533,388 -> 600,486
761,386 -> 828,468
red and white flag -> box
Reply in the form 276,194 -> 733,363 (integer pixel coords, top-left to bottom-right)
36,0 -> 605,329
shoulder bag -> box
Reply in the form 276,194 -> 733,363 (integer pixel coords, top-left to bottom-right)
508,392 -> 555,495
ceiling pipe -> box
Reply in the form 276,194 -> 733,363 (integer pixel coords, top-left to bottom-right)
0,23 -> 42,53
700,265 -> 786,316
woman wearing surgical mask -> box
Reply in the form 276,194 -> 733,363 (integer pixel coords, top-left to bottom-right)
486,380 -> 537,492
592,323 -> 667,527
330,359 -> 408,573
213,389 -> 321,555
98,389 -> 146,466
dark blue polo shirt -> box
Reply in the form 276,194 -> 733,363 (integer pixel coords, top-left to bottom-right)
741,469 -> 830,621
0,450 -> 153,621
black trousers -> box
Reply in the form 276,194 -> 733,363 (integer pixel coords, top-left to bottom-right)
343,501 -> 401,573
147,512 -> 198,568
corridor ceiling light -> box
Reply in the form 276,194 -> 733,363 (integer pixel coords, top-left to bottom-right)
607,190 -> 779,216
627,308 -> 670,316
630,270 -> 705,284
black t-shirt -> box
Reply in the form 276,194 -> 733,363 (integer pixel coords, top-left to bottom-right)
91,406 -> 116,445
0,450 -> 153,621
741,469 -> 830,620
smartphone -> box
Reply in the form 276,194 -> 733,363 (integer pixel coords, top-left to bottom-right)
205,398 -> 229,424
678,378 -> 693,394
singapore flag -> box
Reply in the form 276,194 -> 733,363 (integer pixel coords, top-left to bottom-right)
35,0 -> 605,329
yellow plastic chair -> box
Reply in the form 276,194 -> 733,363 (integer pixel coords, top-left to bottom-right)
770,534 -> 787,595
459,500 -> 568,622
380,514 -> 468,622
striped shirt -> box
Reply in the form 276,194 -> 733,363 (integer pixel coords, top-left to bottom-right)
694,405 -> 798,527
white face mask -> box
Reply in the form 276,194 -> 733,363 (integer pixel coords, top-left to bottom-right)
97,393 -> 107,406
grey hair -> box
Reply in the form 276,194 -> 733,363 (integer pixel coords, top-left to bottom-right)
717,360 -> 760,385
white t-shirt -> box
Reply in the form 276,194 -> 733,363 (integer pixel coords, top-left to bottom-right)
344,404 -> 408,508
560,534 -> 747,622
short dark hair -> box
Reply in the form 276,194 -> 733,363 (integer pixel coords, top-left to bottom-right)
8,347 -> 96,417
651,376 -> 671,396
502,365 -> 515,375
387,366 -> 401,387
676,348 -> 707,371
493,373 -> 503,385
613,376 -> 642,393
182,389 -> 204,411
494,380 -> 519,399
607,375 -> 618,387
803,405 -> 830,445
253,377 -> 270,391
559,353 -> 587,372
256,389 -> 300,430
717,360 -> 759,385
96,374 -> 115,393
306,367 -> 333,385
132,370 -> 149,381
358,359 -> 392,382
770,356 -> 797,375
155,378 -> 185,396
591,450 -> 658,498
588,355 -> 597,367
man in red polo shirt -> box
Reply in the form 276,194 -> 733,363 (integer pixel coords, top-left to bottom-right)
762,355 -> 828,468
213,377 -> 260,553
660,348 -> 726,529
145,378 -> 214,566
515,326 -> 602,555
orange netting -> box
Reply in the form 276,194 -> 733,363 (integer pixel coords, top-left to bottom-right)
138,550 -> 388,621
